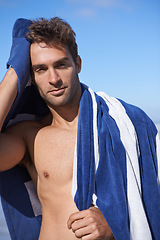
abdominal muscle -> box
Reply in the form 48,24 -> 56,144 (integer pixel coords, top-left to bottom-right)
37,177 -> 80,240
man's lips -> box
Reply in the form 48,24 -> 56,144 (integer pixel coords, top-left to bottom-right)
48,87 -> 66,96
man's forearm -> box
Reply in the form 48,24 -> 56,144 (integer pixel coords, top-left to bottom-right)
0,67 -> 18,131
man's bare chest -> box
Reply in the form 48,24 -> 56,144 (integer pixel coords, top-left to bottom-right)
33,126 -> 77,183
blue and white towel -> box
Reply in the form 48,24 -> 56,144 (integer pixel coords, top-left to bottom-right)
0,17 -> 160,240
72,85 -> 160,240
0,83 -> 160,240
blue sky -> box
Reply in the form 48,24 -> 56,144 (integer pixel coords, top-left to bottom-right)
0,0 -> 160,124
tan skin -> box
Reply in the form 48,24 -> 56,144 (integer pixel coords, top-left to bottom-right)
0,43 -> 115,240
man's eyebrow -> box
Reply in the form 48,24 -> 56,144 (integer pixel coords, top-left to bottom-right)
54,57 -> 70,65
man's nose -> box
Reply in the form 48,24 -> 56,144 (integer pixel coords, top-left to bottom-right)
49,68 -> 61,84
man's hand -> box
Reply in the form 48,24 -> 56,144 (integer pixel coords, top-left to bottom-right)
7,18 -> 32,94
67,206 -> 115,240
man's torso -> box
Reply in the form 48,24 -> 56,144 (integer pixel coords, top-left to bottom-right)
16,114 -> 80,239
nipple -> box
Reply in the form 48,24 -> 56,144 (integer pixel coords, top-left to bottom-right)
44,172 -> 49,178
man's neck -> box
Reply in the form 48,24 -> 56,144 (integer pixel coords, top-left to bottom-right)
50,106 -> 79,129
47,84 -> 81,129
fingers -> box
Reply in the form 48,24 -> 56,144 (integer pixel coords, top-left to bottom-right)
67,208 -> 104,239
67,207 -> 115,240
71,221 -> 105,239
67,209 -> 89,229
67,208 -> 99,229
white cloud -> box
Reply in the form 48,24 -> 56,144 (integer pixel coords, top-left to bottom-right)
93,0 -> 120,7
76,8 -> 96,18
66,0 -> 116,5
65,0 -> 136,11
0,0 -> 21,7
64,0 -> 139,19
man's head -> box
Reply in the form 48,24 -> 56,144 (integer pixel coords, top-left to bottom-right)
27,17 -> 82,110
26,17 -> 78,65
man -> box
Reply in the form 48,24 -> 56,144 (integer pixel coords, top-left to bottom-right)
0,17 -> 160,240
0,17 -> 114,240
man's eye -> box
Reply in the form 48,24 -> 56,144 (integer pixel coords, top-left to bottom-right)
35,68 -> 45,73
57,62 -> 69,69
58,63 -> 66,68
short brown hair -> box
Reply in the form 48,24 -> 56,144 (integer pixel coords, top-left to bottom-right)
26,17 -> 78,64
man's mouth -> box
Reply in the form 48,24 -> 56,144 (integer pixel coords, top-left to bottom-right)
48,87 -> 67,96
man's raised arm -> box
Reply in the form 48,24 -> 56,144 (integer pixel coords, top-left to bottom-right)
0,67 -> 27,172
0,68 -> 18,130
0,18 -> 32,171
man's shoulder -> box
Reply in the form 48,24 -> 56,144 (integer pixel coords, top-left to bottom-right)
5,113 -> 52,133
4,119 -> 43,139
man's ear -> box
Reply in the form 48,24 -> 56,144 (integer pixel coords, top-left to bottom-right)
76,55 -> 82,73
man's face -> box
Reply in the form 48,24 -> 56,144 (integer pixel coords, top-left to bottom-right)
30,42 -> 81,109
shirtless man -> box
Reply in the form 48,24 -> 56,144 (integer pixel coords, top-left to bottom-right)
0,18 -> 114,240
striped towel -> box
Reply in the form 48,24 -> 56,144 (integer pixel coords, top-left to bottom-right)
0,84 -> 160,240
72,84 -> 160,240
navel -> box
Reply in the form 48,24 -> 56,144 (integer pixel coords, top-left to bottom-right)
44,171 -> 49,178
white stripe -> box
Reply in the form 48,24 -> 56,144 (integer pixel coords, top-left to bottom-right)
88,87 -> 99,171
156,133 -> 160,188
25,181 -> 42,217
127,160 -> 152,240
88,87 -> 100,206
97,91 -> 152,240
97,92 -> 142,191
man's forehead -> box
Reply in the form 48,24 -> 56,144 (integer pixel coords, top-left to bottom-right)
30,42 -> 73,65
38,42 -> 47,48
31,41 -> 67,51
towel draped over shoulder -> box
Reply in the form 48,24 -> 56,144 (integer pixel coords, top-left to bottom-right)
0,83 -> 160,240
